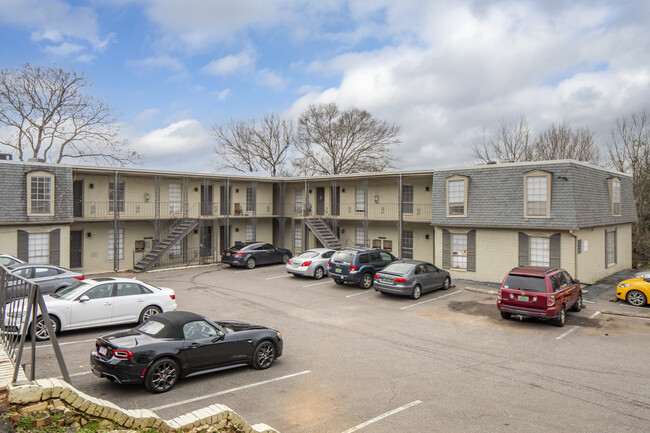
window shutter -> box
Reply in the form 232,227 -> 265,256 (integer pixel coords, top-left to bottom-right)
549,233 -> 561,268
17,230 -> 28,262
442,229 -> 451,269
604,230 -> 607,268
467,230 -> 476,272
518,232 -> 529,266
50,229 -> 61,266
614,228 -> 617,264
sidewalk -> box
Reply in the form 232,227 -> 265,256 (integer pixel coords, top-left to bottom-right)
0,344 -> 28,389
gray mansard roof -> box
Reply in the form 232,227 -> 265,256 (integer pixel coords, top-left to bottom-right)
431,160 -> 636,229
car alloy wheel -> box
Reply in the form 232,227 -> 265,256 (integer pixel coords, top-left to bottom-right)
253,341 -> 276,370
34,316 -> 58,341
411,285 -> 422,300
282,253 -> 290,264
626,290 -> 647,307
554,306 -> 566,327
360,273 -> 373,289
443,277 -> 451,290
314,267 -> 324,279
145,358 -> 179,393
246,257 -> 257,269
571,293 -> 583,312
140,306 -> 162,324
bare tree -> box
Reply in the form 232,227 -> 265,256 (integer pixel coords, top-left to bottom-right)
608,109 -> 650,267
212,113 -> 293,176
471,115 -> 533,163
294,103 -> 400,175
0,63 -> 138,165
533,122 -> 600,164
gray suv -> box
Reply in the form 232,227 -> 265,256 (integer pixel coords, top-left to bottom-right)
328,247 -> 397,289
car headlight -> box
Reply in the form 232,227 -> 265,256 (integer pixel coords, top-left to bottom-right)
619,283 -> 631,288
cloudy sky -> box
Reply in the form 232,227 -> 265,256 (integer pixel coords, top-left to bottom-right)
1,0 -> 649,173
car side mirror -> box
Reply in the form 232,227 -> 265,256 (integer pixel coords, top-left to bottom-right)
78,295 -> 90,302
573,279 -> 580,285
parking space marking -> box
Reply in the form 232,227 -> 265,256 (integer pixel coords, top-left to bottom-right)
556,326 -> 578,340
303,281 -> 332,288
400,290 -> 462,310
346,291 -> 374,298
589,311 -> 601,319
265,275 -> 292,280
341,400 -> 423,433
25,337 -> 101,351
149,370 -> 311,411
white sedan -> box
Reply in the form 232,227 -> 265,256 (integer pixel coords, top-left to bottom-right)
286,248 -> 336,279
5,277 -> 177,340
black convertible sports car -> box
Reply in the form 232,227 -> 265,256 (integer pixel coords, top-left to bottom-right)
90,311 -> 283,393
221,241 -> 292,269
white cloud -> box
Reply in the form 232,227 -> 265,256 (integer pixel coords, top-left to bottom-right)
202,52 -> 255,76
131,120 -> 212,157
214,89 -> 230,101
257,69 -> 286,90
44,42 -> 84,57
127,55 -> 189,79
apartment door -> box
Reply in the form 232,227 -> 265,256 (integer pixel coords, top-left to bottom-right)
219,186 -> 229,215
73,180 -> 83,217
201,185 -> 213,216
317,187 -> 325,215
219,225 -> 228,254
201,226 -> 212,257
330,186 -> 340,216
70,230 -> 83,268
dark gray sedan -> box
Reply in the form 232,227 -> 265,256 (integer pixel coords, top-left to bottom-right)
373,260 -> 451,299
221,242 -> 292,269
8,264 -> 84,295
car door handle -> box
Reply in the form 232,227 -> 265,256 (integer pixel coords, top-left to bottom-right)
136,299 -> 144,302
104,302 -> 112,306
189,343 -> 201,348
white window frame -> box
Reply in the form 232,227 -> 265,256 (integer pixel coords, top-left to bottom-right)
446,176 -> 468,217
355,227 -> 365,247
606,230 -> 616,266
402,229 -> 414,259
28,233 -> 50,264
27,171 -> 54,216
355,186 -> 366,213
294,189 -> 303,213
246,187 -> 256,212
524,171 -> 551,218
169,183 -> 181,213
451,233 -> 467,270
529,236 -> 550,267
609,178 -> 621,216
245,221 -> 255,242
169,243 -> 181,257
108,229 -> 124,261
294,225 -> 303,250
402,184 -> 414,214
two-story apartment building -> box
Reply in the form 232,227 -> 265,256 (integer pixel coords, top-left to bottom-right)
0,158 -> 636,284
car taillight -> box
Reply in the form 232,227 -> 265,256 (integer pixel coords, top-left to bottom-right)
112,350 -> 133,359
170,294 -> 176,300
497,289 -> 502,300
548,294 -> 555,306
234,252 -> 244,257
74,275 -> 85,280
375,274 -> 380,279
302,261 -> 312,267
328,261 -> 331,266
394,278 -> 407,283
96,338 -> 107,348
350,266 -> 357,271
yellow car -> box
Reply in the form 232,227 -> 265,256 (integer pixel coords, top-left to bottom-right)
616,278 -> 650,306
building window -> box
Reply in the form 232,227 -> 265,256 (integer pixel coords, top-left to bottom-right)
169,183 -> 181,212
28,233 -> 49,264
611,179 -> 621,216
606,230 -> 616,266
356,186 -> 365,212
246,187 -> 256,212
525,172 -> 550,217
402,185 -> 413,214
530,237 -> 550,266
451,234 -> 467,270
246,222 -> 255,242
169,243 -> 181,257
402,230 -> 413,259
27,171 -> 54,215
356,227 -> 365,247
294,189 -> 303,213
294,225 -> 302,249
446,176 -> 468,217
109,182 -> 125,213
108,229 -> 124,261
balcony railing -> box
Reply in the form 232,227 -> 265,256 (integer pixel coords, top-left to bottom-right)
286,202 -> 431,221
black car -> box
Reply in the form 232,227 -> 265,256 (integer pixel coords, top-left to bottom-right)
221,242 -> 292,269
90,311 -> 283,393
328,247 -> 397,289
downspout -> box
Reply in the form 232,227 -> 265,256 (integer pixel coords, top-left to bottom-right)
569,229 -> 578,282
113,170 -> 119,272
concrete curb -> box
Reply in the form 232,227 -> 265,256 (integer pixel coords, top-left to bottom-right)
465,286 -> 498,295
7,378 -> 279,433
599,310 -> 650,319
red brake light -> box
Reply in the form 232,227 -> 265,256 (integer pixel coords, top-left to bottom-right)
170,294 -> 176,300
375,274 -> 380,279
497,289 -> 502,300
233,252 -> 244,257
74,275 -> 85,280
302,261 -> 312,267
350,266 -> 357,271
112,350 -> 133,359
394,278 -> 407,283
328,262 -> 331,266
548,294 -> 555,306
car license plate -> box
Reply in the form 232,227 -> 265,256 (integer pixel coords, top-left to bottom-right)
518,295 -> 529,301
381,278 -> 391,283
335,268 -> 342,273
98,346 -> 108,356
226,252 -> 231,256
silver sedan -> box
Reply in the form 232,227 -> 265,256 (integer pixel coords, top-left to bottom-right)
286,248 -> 336,279
374,260 -> 451,300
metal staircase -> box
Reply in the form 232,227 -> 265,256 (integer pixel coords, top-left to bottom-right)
134,217 -> 199,271
305,217 -> 343,249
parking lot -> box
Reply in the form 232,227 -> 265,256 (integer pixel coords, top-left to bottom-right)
23,264 -> 650,433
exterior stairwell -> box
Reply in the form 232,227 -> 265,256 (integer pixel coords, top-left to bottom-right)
305,217 -> 343,249
134,217 -> 199,271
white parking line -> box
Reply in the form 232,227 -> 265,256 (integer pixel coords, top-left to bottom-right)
556,326 -> 578,340
149,370 -> 311,412
25,337 -> 100,351
346,291 -> 374,298
341,400 -> 423,433
400,290 -> 461,310
303,281 -> 332,288
265,275 -> 292,280
589,311 -> 601,319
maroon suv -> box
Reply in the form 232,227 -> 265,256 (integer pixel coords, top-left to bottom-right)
497,266 -> 582,327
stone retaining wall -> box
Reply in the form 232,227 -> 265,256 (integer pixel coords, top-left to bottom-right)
7,378 -> 278,432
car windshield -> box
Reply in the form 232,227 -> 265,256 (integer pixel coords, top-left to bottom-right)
381,263 -> 414,275
50,281 -> 91,299
298,251 -> 319,259
503,275 -> 547,293
331,252 -> 354,264
137,320 -> 166,336
230,242 -> 256,251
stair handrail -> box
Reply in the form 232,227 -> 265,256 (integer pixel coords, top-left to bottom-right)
152,203 -> 199,250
